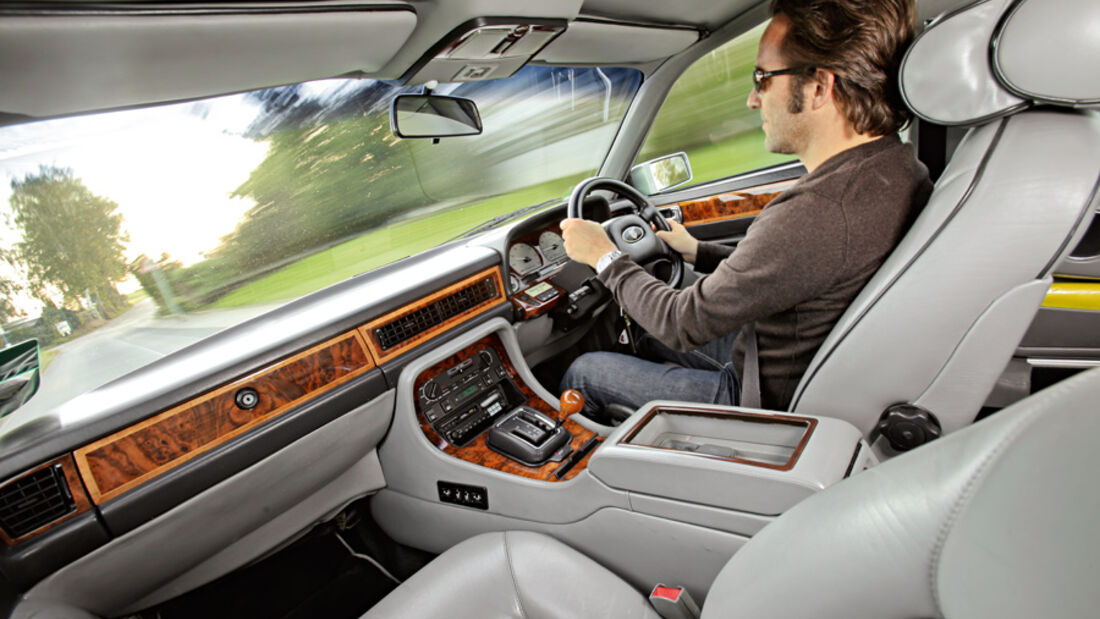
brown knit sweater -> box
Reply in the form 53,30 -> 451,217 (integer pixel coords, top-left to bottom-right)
597,135 -> 932,410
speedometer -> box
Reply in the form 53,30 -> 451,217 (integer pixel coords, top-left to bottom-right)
538,231 -> 567,262
509,243 -> 542,275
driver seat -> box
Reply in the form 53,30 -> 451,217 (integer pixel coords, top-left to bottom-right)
787,0 -> 1100,452
362,366 -> 1100,618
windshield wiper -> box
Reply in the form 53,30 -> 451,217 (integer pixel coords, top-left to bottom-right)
453,198 -> 564,240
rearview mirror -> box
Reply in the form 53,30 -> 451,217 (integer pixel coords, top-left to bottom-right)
390,94 -> 483,139
628,152 -> 693,195
0,339 -> 41,417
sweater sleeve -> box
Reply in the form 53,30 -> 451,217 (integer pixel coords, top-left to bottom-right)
597,193 -> 849,352
693,241 -> 734,274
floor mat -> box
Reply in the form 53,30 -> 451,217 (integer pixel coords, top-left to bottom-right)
139,528 -> 400,619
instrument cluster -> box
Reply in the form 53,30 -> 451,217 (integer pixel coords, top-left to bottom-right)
507,227 -> 568,292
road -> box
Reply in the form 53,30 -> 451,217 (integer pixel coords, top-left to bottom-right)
0,299 -> 280,436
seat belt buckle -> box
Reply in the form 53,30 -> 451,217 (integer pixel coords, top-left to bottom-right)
648,584 -> 700,619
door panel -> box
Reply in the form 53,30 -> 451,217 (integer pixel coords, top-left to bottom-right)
654,161 -> 804,247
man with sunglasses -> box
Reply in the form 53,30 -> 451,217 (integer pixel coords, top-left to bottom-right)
560,0 -> 932,417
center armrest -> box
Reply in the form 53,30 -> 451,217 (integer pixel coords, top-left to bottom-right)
587,401 -> 868,516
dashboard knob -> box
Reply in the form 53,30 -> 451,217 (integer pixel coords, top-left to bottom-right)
422,381 -> 442,401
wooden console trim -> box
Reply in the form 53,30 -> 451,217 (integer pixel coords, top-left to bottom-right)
360,267 -> 507,364
620,405 -> 817,472
510,282 -> 566,319
665,180 -> 794,227
74,330 -> 375,504
414,334 -> 600,481
0,454 -> 93,546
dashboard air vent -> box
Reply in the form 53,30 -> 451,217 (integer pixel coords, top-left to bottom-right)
374,276 -> 499,351
0,464 -> 76,539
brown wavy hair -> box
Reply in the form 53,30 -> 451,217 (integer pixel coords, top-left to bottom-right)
770,0 -> 918,136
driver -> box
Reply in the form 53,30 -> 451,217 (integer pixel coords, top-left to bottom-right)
560,0 -> 932,415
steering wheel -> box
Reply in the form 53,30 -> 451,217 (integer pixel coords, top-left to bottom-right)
567,177 -> 683,288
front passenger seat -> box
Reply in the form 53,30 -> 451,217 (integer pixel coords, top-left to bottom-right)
363,367 -> 1100,618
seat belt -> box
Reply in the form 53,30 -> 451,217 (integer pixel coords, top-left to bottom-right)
741,322 -> 762,408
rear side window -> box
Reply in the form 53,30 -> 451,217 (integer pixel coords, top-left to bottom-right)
634,23 -> 792,187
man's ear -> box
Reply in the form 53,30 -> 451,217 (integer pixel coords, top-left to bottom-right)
810,69 -> 835,111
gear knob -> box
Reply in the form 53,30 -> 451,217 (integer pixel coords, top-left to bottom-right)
560,389 -> 585,416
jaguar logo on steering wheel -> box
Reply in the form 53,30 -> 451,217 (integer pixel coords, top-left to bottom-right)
622,226 -> 645,244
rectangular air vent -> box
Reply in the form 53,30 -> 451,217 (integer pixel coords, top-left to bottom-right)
374,276 -> 499,352
0,464 -> 75,540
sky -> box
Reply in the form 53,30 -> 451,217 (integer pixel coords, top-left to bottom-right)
0,92 -> 271,315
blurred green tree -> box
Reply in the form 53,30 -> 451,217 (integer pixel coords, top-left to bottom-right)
7,167 -> 130,318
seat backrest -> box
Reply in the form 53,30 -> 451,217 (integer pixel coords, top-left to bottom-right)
790,0 -> 1100,440
704,364 -> 1100,619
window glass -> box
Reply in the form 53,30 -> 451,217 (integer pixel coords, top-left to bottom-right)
635,23 -> 792,188
0,66 -> 641,425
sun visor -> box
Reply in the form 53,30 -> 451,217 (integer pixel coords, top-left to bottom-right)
535,20 -> 699,65
0,7 -> 417,119
403,19 -> 567,84
992,0 -> 1100,107
900,0 -> 1026,126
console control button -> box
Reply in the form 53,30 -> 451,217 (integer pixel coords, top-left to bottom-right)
438,481 -> 488,510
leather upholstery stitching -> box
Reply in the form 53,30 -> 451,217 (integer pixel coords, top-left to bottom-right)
501,532 -> 530,619
927,377 -> 1073,613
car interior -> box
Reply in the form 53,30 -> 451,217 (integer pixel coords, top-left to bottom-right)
0,0 -> 1097,617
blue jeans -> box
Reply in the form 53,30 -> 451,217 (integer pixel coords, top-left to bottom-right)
560,331 -> 741,415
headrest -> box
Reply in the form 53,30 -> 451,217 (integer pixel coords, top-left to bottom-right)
900,0 -> 1100,126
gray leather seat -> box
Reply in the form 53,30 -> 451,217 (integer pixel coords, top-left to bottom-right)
789,0 -> 1100,448
364,366 -> 1100,618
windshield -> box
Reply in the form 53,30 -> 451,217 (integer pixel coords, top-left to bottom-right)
0,65 -> 642,429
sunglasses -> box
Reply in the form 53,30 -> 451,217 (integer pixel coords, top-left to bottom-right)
752,66 -> 812,91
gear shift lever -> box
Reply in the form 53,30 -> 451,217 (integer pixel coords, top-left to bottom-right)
560,389 -> 585,418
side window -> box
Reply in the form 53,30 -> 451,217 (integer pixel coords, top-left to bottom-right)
635,23 -> 792,188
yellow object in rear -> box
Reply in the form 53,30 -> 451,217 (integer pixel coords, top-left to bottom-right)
1042,282 -> 1100,311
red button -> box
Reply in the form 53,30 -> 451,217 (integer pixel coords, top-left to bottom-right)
651,586 -> 682,601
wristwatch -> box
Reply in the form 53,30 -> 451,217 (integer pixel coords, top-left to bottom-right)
595,250 -> 624,274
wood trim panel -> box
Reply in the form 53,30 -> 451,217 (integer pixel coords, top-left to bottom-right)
665,180 -> 794,227
360,267 -> 507,364
620,404 -> 817,472
0,454 -> 93,546
74,330 -> 375,504
414,334 -> 600,481
510,282 -> 566,319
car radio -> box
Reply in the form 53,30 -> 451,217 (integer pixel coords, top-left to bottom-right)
417,348 -> 524,446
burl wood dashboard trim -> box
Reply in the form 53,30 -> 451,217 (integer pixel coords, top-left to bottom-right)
0,454 -> 93,546
666,180 -> 794,227
74,330 -> 376,504
414,334 -> 600,482
360,267 -> 507,365
620,405 -> 817,472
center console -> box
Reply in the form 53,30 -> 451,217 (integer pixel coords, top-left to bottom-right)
411,334 -> 601,482
375,318 -> 875,605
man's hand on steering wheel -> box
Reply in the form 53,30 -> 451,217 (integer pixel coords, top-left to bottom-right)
655,219 -> 698,265
560,218 -> 618,268
564,177 -> 685,287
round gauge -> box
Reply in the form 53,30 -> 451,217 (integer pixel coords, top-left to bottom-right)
509,243 -> 542,275
539,231 -> 567,263
509,273 -> 521,292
